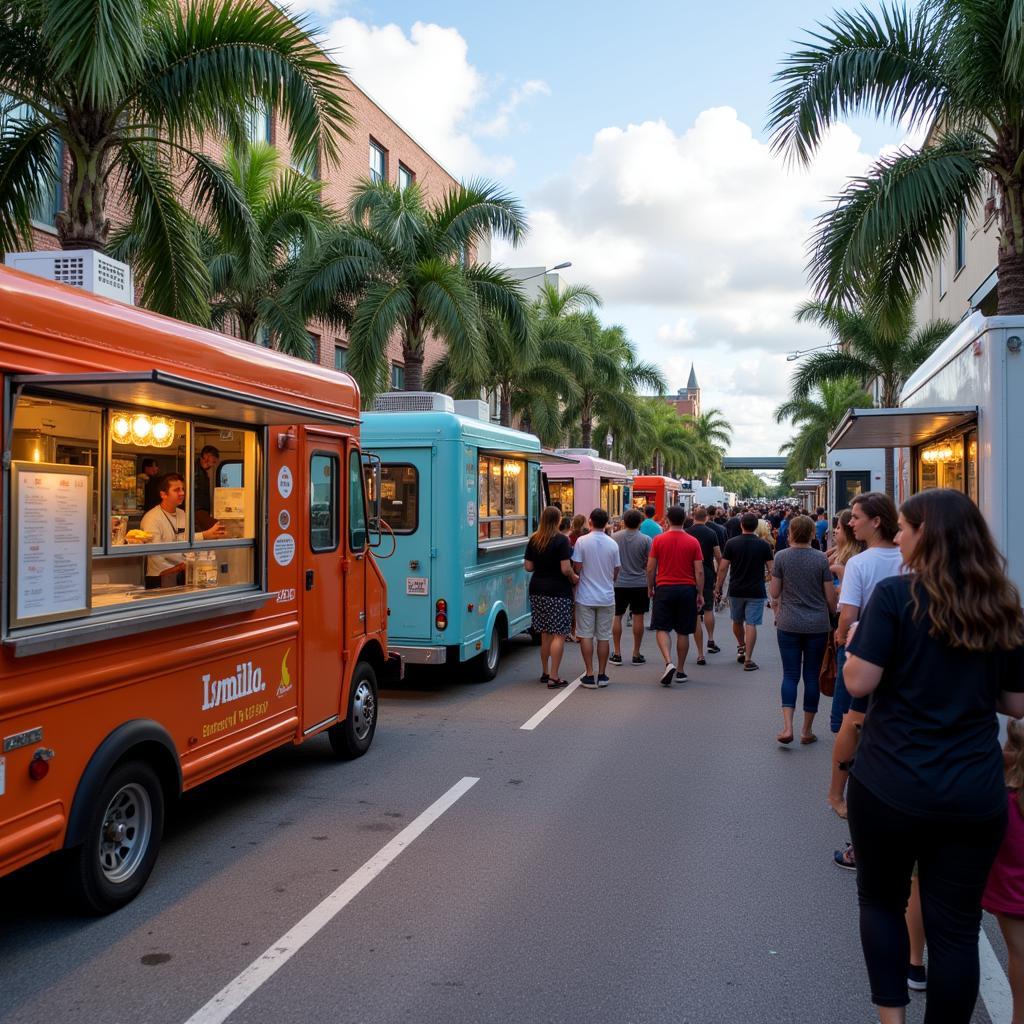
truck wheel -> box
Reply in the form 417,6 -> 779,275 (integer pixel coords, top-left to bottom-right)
65,760 -> 164,915
329,662 -> 378,760
467,622 -> 502,682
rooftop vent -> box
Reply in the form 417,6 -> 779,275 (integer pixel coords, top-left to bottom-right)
453,399 -> 490,421
372,391 -> 455,413
5,249 -> 134,304
555,448 -> 599,457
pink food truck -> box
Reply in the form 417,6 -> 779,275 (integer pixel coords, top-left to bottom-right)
542,449 -> 632,519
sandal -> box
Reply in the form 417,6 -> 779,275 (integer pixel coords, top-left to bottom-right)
776,731 -> 794,744
743,661 -> 759,672
539,673 -> 549,684
696,657 -> 706,666
547,677 -> 569,689
800,733 -> 818,745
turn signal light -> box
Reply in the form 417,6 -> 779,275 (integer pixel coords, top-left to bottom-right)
28,757 -> 50,781
435,613 -> 448,631
435,598 -> 448,630
436,599 -> 447,613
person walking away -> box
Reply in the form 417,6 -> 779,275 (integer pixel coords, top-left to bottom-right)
640,504 -> 662,539
524,506 -> 578,689
611,509 -> 652,665
726,506 -> 743,540
647,505 -> 705,686
830,493 -> 902,830
776,508 -> 792,552
572,508 -> 620,688
714,513 -> 773,671
685,506 -> 722,663
983,720 -> 1024,1022
769,515 -> 837,745
814,507 -> 829,550
843,488 -> 1024,1024
568,514 -> 588,547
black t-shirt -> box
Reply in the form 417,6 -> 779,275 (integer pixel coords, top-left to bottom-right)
725,516 -> 742,539
525,533 -> 573,598
848,575 -> 1024,821
708,520 -> 727,549
722,534 -> 773,598
685,524 -> 718,580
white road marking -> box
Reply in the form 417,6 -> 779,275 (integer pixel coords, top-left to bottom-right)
979,925 -> 1012,1024
182,776 -> 480,1024
520,677 -> 582,730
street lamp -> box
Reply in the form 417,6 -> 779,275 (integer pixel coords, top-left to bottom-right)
517,261 -> 572,282
786,342 -> 838,362
605,430 -> 614,455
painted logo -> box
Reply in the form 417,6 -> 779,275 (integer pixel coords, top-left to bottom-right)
201,661 -> 266,711
276,649 -> 294,698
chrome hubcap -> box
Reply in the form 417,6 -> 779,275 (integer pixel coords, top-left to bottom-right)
352,680 -> 376,741
98,782 -> 152,883
486,630 -> 500,671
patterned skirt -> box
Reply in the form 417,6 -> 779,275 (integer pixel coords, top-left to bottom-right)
530,594 -> 574,637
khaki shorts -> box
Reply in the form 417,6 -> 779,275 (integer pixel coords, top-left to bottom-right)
576,603 -> 614,641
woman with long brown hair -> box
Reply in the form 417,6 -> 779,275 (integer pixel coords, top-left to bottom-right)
844,488 -> 1024,1024
524,506 -> 578,688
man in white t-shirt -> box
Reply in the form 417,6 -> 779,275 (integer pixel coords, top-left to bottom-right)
829,492 -> 902,844
571,507 -> 621,689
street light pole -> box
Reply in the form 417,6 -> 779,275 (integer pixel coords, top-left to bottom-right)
516,261 -> 572,283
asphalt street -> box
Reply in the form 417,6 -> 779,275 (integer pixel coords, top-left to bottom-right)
0,615 -> 1007,1024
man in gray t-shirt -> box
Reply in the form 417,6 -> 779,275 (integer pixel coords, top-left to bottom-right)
611,509 -> 653,665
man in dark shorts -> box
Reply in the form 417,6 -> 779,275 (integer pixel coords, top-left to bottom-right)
714,512 -> 774,671
647,505 -> 705,686
685,505 -> 722,664
611,508 -> 652,665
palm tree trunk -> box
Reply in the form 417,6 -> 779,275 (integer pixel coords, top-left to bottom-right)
997,183 -> 1024,314
884,445 -> 895,499
403,349 -> 424,391
58,145 -> 111,252
500,384 -> 512,427
581,407 -> 593,450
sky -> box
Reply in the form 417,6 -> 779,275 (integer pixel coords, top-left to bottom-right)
288,0 -> 915,456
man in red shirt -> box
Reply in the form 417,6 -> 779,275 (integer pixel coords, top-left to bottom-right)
646,505 -> 705,686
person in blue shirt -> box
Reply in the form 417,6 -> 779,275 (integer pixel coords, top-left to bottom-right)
814,508 -> 829,549
639,504 -> 663,538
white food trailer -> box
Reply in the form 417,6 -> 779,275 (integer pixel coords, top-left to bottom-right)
828,312 -> 1024,587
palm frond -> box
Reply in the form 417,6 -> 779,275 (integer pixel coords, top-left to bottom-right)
431,178 -> 527,248
347,281 -> 414,403
0,115 -> 60,252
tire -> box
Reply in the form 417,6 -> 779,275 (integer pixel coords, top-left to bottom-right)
65,760 -> 165,915
467,622 -> 502,682
329,662 -> 378,760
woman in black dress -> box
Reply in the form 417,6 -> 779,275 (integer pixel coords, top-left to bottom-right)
844,488 -> 1024,1024
525,506 -> 578,688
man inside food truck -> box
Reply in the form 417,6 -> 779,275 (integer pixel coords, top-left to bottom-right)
193,444 -> 220,529
140,473 -> 225,588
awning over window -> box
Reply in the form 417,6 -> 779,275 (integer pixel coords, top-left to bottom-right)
829,407 -> 978,451
478,447 -> 579,464
10,370 -> 358,427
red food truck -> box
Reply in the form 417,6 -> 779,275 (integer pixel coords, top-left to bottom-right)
631,475 -> 682,522
0,265 -> 393,912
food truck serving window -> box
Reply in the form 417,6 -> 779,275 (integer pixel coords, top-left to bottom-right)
478,455 -> 527,541
378,464 -> 419,533
601,480 -> 625,518
7,393 -> 262,635
547,479 -> 573,515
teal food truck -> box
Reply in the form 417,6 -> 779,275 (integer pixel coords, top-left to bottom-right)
362,394 -> 571,680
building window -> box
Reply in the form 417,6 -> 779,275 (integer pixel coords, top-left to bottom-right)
956,213 -> 967,273
369,140 -> 386,183
307,332 -> 320,363
478,455 -> 527,541
1,98 -> 63,227
256,326 -> 272,347
290,144 -> 318,180
244,102 -> 272,145
334,345 -> 347,371
938,249 -> 947,299
390,363 -> 405,390
398,164 -> 414,191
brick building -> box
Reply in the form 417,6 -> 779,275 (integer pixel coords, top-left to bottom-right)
666,363 -> 701,419
18,49 -> 467,386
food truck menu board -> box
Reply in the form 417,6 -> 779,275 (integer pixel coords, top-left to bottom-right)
10,462 -> 93,628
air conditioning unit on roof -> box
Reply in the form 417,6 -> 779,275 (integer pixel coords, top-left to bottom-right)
555,448 -> 599,457
372,391 -> 455,413
453,399 -> 490,421
5,249 -> 134,304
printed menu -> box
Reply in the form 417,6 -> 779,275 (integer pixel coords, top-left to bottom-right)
13,463 -> 92,626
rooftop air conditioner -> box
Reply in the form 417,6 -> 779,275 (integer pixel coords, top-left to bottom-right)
5,249 -> 134,304
453,399 -> 490,421
372,391 -> 455,413
555,448 -> 600,457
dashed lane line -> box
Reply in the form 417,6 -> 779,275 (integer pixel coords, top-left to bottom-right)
520,677 -> 582,730
182,776 -> 480,1024
980,925 -> 1012,1024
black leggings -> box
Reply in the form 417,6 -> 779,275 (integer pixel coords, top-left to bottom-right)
847,776 -> 1006,1019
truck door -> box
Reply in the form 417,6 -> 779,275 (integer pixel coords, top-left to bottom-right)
345,442 -> 369,645
302,436 -> 345,732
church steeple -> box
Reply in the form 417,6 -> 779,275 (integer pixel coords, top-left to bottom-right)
686,363 -> 699,391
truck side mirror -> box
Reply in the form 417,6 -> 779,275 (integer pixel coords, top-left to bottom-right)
362,453 -> 383,547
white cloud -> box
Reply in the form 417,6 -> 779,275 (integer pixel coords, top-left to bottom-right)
494,106 -> 892,455
322,18 -> 545,176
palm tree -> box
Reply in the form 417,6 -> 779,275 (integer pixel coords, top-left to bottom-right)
688,408 -> 733,483
785,299 -> 953,493
767,1 -> 1024,314
0,0 -> 351,324
776,377 -> 874,479
562,314 -> 667,451
622,400 -> 708,477
288,178 -> 529,403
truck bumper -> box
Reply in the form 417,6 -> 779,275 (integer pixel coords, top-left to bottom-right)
389,645 -> 447,665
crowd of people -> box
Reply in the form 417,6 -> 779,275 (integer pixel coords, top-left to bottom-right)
523,488 -> 1024,1024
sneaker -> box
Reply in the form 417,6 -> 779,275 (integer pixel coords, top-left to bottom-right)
659,663 -> 676,687
696,657 -> 706,666
707,642 -> 721,654
609,653 -> 623,665
631,654 -> 646,665
907,963 -> 927,992
675,671 -> 688,682
833,844 -> 857,871
597,674 -> 609,687
580,675 -> 598,689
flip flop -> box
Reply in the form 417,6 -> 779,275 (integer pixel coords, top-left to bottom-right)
776,732 -> 794,744
743,661 -> 759,672
800,733 -> 818,745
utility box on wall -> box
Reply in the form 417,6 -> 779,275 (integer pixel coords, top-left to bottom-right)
4,250 -> 134,304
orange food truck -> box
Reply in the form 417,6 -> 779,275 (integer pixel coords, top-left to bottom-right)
631,475 -> 682,522
0,265 -> 392,912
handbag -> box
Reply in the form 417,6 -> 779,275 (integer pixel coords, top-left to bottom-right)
819,630 -> 837,697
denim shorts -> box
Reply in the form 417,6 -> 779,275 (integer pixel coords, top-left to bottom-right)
729,597 -> 765,626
